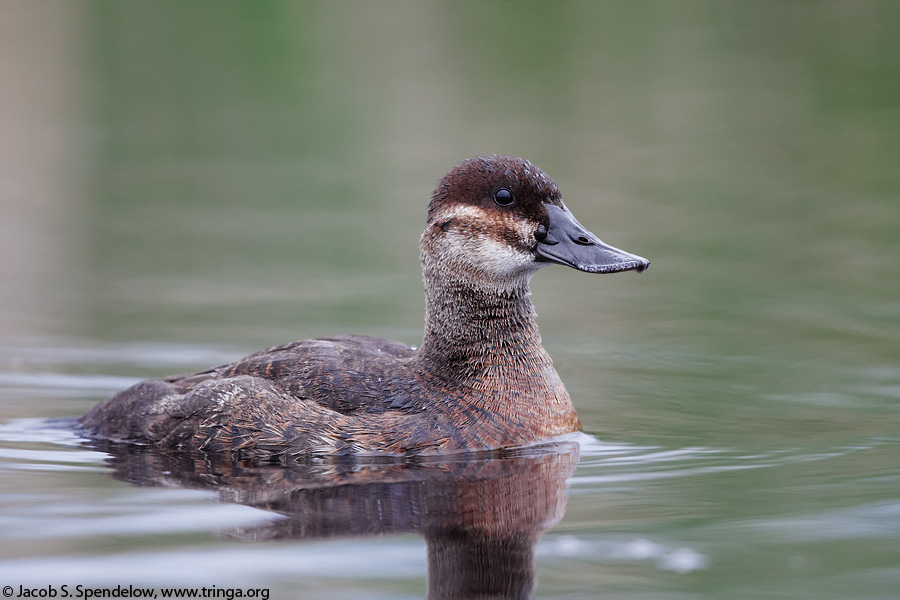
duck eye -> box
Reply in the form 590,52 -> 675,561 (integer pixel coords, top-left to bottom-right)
493,188 -> 515,206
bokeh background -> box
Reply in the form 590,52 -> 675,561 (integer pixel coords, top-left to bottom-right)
1,1 -> 898,598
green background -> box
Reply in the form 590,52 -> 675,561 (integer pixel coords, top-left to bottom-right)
0,1 -> 898,598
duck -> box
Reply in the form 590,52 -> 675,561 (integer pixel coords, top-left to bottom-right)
78,155 -> 649,458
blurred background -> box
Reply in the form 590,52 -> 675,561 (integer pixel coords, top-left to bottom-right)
0,1 -> 898,598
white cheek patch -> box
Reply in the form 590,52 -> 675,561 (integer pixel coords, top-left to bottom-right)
431,205 -> 539,280
447,230 -> 534,277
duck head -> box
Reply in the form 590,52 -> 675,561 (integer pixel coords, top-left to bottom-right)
421,155 -> 649,294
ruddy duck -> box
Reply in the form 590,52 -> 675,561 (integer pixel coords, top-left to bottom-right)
79,155 -> 649,457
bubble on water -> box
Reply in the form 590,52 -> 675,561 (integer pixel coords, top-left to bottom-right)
550,535 -> 593,557
614,538 -> 665,560
659,547 -> 708,573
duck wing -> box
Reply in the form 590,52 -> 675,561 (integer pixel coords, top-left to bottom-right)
79,335 -> 427,453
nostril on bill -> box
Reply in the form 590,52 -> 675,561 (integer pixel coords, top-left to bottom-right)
570,233 -> 594,245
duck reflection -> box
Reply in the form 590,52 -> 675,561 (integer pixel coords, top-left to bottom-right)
93,440 -> 580,599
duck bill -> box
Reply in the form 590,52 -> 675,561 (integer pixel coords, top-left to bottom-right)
536,204 -> 650,274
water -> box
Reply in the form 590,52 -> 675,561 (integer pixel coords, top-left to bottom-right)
2,1 -> 899,598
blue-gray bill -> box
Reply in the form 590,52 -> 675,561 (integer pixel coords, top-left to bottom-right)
536,204 -> 650,274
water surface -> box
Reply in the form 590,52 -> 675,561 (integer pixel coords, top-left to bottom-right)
1,1 -> 899,598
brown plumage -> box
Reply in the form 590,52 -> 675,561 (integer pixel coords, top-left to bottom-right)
79,155 -> 649,457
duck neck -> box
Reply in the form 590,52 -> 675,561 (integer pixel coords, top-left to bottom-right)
417,267 -> 548,374
414,255 -> 579,440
